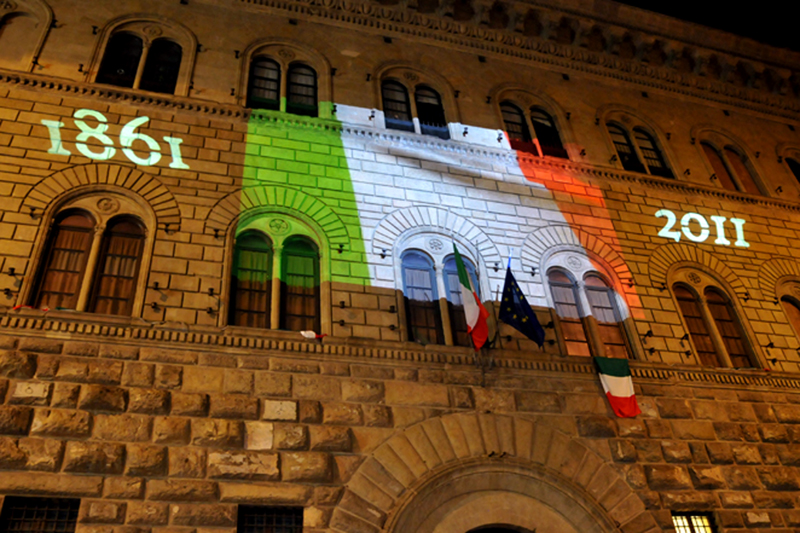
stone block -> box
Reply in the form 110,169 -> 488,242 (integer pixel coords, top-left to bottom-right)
0,472 -> 103,497
662,440 -> 692,463
30,409 -> 89,438
644,419 -> 672,438
449,387 -> 473,409
63,442 -> 124,474
103,478 -> 144,499
577,416 -> 616,438
778,444 -> 800,466
244,422 -> 274,451
94,414 -> 152,442
731,443 -> 762,465
363,405 -> 392,427
342,380 -> 384,402
310,425 -> 352,451
126,502 -> 169,525
86,361 -> 123,385
223,370 -> 253,394
207,451 -> 279,480
274,424 -> 308,450
182,367 -> 223,394
706,442 -> 734,464
758,467 -> 800,490
760,424 -> 790,443
671,420 -> 715,440
191,419 -> 243,447
472,388 -> 515,412
0,405 -> 31,435
209,395 -> 259,420
99,345 -> 139,360
18,339 -> 62,354
293,375 -> 341,401
743,511 -> 771,527
126,445 -> 167,476
385,382 -> 447,407
714,422 -> 744,441
55,360 -> 88,382
10,381 -> 51,405
659,491 -> 716,511
724,466 -> 763,490
122,363 -> 155,387
758,444 -> 779,464
51,383 -> 80,408
0,437 -> 26,468
516,391 -> 560,413
752,491 -> 796,509
129,389 -> 170,415
689,466 -> 726,489
18,438 -> 64,471
254,372 -> 292,397
168,448 -> 206,478
262,400 -> 298,421
322,403 -> 362,425
775,404 -> 800,424
616,419 -> 647,438
720,491 -> 754,508
155,366 -> 182,389
35,356 -> 60,380
299,401 -> 322,423
0,351 -> 36,378
153,417 -> 190,445
715,510 -> 744,528
282,452 -> 332,482
218,482 -> 312,505
690,442 -> 709,463
78,385 -> 127,412
84,502 -> 125,524
146,480 -> 218,501
609,440 -> 636,463
170,504 -> 236,527
171,393 -> 208,416
657,398 -> 692,418
645,465 -> 692,490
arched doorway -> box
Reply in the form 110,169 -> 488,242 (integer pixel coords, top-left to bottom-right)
468,526 -> 534,533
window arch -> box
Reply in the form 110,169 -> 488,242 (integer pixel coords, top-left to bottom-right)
280,236 -> 320,331
0,0 -> 51,72
698,138 -> 763,195
402,251 -> 443,345
91,19 -> 195,96
229,231 -> 273,328
607,122 -> 673,177
443,255 -> 480,347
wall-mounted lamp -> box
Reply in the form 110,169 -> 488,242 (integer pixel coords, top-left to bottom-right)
776,186 -> 783,194
709,174 -> 717,181
683,169 -> 691,176
609,154 -> 618,163
579,149 -> 586,156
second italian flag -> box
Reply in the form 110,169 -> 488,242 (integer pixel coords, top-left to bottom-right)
595,356 -> 641,418
453,244 -> 490,350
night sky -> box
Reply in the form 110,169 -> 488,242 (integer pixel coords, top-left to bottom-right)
614,2 -> 800,53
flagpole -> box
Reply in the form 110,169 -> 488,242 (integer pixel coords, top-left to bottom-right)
491,283 -> 504,350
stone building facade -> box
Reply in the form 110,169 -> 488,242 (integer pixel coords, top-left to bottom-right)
3,0 -> 800,532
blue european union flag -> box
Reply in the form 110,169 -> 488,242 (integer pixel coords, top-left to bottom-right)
498,263 -> 545,347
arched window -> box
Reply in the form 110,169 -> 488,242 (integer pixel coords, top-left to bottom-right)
247,57 -> 281,110
607,123 -> 645,173
547,270 -> 589,356
88,217 -> 145,316
96,31 -> 183,95
286,63 -> 318,117
500,102 -> 535,153
674,285 -> 719,367
705,288 -> 751,368
138,38 -> 182,94
382,80 -> 414,132
633,128 -> 673,178
402,251 -> 443,345
785,157 -> 800,186
530,107 -> 567,158
0,13 -> 40,70
280,237 -> 320,332
33,211 -> 95,310
415,86 -> 449,139
701,142 -> 762,194
780,296 -> 800,341
443,255 -> 479,347
584,274 -> 627,358
96,33 -> 143,89
229,231 -> 273,328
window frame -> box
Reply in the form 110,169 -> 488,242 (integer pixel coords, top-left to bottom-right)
0,496 -> 80,533
696,135 -> 766,195
376,67 -> 456,139
0,0 -> 53,72
606,121 -> 674,177
671,512 -> 717,533
499,100 -> 568,159
401,249 -> 443,345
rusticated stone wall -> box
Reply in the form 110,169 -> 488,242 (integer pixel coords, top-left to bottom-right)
2,332 -> 800,532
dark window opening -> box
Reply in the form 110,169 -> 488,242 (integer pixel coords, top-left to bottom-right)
674,285 -> 721,367
500,101 -> 537,155
230,231 -> 273,328
139,38 -> 182,94
247,57 -> 281,110
96,32 -> 143,89
705,288 -> 751,368
724,146 -> 760,195
531,107 -> 567,159
415,85 -> 449,139
280,236 -> 320,332
0,496 -> 80,533
88,217 -> 145,316
402,251 -> 443,345
286,64 -> 318,117
382,80 -> 414,132
633,127 -> 673,178
701,142 -> 738,192
33,211 -> 94,311
608,123 -> 645,173
786,157 -> 800,185
237,506 -> 303,533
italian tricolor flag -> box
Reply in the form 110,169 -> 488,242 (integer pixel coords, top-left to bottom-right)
453,244 -> 490,351
595,356 -> 641,418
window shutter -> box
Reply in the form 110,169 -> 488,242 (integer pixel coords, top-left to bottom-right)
701,143 -> 738,192
547,270 -> 589,356
674,285 -> 721,367
230,232 -> 273,328
89,218 -> 145,316
247,57 -> 281,110
286,64 -> 318,117
724,147 -> 760,195
705,288 -> 751,368
280,237 -> 320,332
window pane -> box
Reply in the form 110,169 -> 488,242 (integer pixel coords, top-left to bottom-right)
89,218 -> 145,316
787,157 -> 800,185
701,143 -> 738,191
237,506 -> 303,533
403,252 -> 442,345
286,64 -> 317,117
0,497 -> 79,533
548,270 -> 588,356
415,86 -> 449,139
139,39 -> 182,94
443,256 -> 479,347
705,288 -> 751,368
382,81 -> 414,132
674,285 -> 721,367
724,147 -> 760,195
500,101 -> 538,155
531,108 -> 567,159
34,212 -> 94,311
633,128 -> 673,178
281,237 -> 319,332
96,33 -> 143,88
230,232 -> 273,328
247,57 -> 281,110
585,275 -> 629,358
607,124 -> 645,172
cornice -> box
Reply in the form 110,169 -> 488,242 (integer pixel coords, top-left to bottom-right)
2,310 -> 800,392
238,0 -> 800,122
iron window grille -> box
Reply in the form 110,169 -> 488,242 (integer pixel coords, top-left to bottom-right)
0,497 -> 79,533
237,506 -> 303,533
671,513 -> 716,533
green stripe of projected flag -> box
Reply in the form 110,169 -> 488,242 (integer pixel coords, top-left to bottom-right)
594,356 -> 641,418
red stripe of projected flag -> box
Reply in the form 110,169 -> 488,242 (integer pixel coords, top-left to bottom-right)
453,244 -> 489,351
594,356 -> 641,418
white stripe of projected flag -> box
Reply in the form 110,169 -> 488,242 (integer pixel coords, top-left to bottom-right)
594,356 -> 641,418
